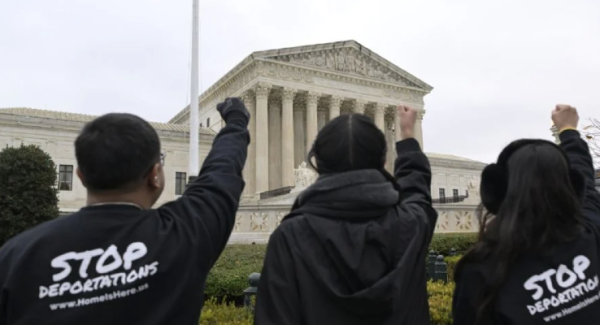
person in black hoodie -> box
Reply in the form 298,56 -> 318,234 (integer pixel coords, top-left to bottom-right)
0,98 -> 249,325
453,104 -> 600,325
254,106 -> 438,325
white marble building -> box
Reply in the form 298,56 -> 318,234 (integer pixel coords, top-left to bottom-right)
0,108 -> 215,214
0,40 -> 487,240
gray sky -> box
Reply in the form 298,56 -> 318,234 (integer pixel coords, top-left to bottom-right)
1,0 -> 599,163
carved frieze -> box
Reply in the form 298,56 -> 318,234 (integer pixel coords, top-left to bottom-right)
266,48 -> 421,88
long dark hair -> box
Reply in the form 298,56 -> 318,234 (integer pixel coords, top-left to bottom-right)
308,114 -> 387,174
455,142 -> 584,324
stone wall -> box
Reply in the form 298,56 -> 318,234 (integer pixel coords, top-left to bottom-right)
228,203 -> 480,244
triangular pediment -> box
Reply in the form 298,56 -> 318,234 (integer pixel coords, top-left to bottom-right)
252,40 -> 432,91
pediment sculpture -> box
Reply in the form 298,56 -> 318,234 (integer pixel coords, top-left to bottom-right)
266,48 -> 421,88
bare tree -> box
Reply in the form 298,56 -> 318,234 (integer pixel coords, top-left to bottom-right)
583,118 -> 600,168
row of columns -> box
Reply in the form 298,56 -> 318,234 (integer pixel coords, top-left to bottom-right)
240,82 -> 425,198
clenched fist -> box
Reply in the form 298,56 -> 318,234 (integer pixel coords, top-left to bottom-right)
551,104 -> 579,132
398,105 -> 417,139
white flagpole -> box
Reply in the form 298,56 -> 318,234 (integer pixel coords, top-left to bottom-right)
188,0 -> 200,180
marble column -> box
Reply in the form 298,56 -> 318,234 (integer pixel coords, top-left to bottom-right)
329,96 -> 342,121
241,91 -> 255,196
354,99 -> 367,115
374,103 -> 386,132
385,114 -> 395,173
294,107 -> 305,168
306,92 -> 320,152
254,83 -> 271,194
415,109 -> 425,149
394,105 -> 402,142
317,108 -> 327,131
281,88 -> 297,187
269,98 -> 282,190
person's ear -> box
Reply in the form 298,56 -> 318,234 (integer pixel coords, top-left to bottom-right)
76,167 -> 87,187
147,163 -> 162,189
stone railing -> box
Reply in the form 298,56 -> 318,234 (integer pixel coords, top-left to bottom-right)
228,202 -> 480,244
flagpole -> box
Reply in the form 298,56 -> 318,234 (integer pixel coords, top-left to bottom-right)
188,0 -> 200,182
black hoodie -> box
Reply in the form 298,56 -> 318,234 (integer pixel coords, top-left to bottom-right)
254,138 -> 438,325
0,102 -> 249,325
453,130 -> 600,325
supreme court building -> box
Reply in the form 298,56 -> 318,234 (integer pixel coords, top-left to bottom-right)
169,40 -> 439,201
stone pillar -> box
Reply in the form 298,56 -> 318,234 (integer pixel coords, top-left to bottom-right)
306,92 -> 320,152
394,105 -> 402,142
354,99 -> 367,114
269,97 -> 282,190
254,83 -> 271,194
294,106 -> 305,168
416,109 -> 425,149
317,107 -> 327,131
374,103 -> 386,132
385,114 -> 395,172
241,91 -> 255,197
329,96 -> 342,121
551,125 -> 560,144
281,88 -> 297,188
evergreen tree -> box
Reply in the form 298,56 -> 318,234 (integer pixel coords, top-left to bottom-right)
0,145 -> 59,246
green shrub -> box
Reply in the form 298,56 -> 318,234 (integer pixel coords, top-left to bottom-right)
205,245 -> 266,304
429,233 -> 477,255
206,233 -> 476,303
428,280 -> 455,325
445,256 -> 462,282
0,145 -> 59,246
200,298 -> 253,325
200,281 -> 456,325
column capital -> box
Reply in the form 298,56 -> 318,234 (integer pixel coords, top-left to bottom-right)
375,103 -> 388,112
306,92 -> 321,105
282,88 -> 298,101
354,99 -> 367,114
330,96 -> 343,108
241,90 -> 254,105
355,99 -> 368,106
417,109 -> 426,120
254,82 -> 272,98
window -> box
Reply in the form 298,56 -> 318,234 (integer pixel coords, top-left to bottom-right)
453,189 -> 459,200
59,165 -> 73,191
206,118 -> 211,127
199,122 -> 203,127
439,188 -> 445,199
175,172 -> 187,195
465,190 -> 469,197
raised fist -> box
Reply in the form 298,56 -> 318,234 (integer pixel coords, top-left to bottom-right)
398,105 -> 417,139
551,104 -> 579,131
217,97 -> 250,124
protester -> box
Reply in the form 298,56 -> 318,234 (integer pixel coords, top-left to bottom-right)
0,98 -> 250,324
453,105 -> 600,324
254,106 -> 438,325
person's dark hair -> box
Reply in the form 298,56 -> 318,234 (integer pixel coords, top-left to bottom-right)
75,113 -> 161,192
308,114 -> 387,174
456,142 -> 584,324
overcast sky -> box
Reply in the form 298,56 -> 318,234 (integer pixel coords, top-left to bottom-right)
1,0 -> 598,163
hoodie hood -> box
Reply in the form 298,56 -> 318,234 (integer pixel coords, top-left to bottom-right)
283,169 -> 422,318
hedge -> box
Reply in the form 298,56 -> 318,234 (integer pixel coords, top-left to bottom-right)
205,233 -> 476,303
200,281 -> 456,325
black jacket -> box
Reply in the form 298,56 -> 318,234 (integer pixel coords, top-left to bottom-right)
0,107 -> 249,325
254,138 -> 438,325
453,130 -> 600,325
